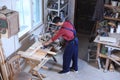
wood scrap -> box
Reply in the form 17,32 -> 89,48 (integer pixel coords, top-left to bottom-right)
13,71 -> 32,80
109,63 -> 115,72
33,57 -> 50,71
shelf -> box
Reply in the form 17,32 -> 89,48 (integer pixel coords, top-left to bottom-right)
99,53 -> 107,58
47,0 -> 69,28
45,0 -> 69,53
47,8 -> 58,12
96,4 -> 120,69
104,4 -> 120,13
104,4 -> 120,21
99,53 -> 120,62
47,3 -> 68,12
108,56 -> 120,65
47,22 -> 55,25
60,3 -> 68,11
110,54 -> 120,61
104,16 -> 120,21
47,15 -> 69,25
104,4 -> 119,9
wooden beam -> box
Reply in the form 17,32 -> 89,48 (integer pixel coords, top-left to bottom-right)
0,41 -> 9,80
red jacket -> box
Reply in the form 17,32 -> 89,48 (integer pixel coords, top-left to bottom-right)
51,21 -> 74,42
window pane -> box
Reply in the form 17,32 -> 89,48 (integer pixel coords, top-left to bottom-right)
15,0 -> 31,37
32,0 -> 42,26
13,0 -> 43,37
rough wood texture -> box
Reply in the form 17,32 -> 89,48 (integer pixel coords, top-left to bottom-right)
0,41 -> 9,80
94,33 -> 120,71
7,55 -> 21,80
0,72 -> 3,80
17,41 -> 57,80
13,72 -> 32,80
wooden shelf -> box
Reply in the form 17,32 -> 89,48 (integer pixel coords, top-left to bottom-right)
99,53 -> 107,58
47,0 -> 69,26
99,53 -> 120,61
47,3 -> 68,12
104,4 -> 120,21
95,4 -> 120,70
47,8 -> 58,12
104,4 -> 120,9
104,16 -> 120,21
110,54 -> 120,61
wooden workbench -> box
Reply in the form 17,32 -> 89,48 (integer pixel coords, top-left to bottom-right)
17,41 -> 56,80
94,33 -> 120,72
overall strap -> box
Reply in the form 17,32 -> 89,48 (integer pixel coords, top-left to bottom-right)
66,20 -> 75,29
62,27 -> 77,37
62,21 -> 77,37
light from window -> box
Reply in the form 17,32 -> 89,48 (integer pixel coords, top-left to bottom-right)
15,0 -> 31,37
33,0 -> 41,26
32,0 -> 43,29
14,0 -> 43,37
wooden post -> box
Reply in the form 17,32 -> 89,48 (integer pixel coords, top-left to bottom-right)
96,43 -> 102,69
0,72 -> 3,80
0,41 -> 9,80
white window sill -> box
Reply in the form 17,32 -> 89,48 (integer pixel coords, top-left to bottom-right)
18,27 -> 31,38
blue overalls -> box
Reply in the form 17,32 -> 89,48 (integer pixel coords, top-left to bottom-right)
62,24 -> 79,72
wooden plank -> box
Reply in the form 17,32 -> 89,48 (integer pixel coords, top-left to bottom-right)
104,4 -> 119,9
104,16 -> 120,22
99,53 -> 107,58
33,57 -> 50,71
0,42 -> 9,80
25,41 -> 56,56
17,51 -> 46,61
94,35 -> 120,48
31,49 -> 47,60
40,49 -> 56,55
0,72 -> 3,80
108,56 -> 120,66
28,41 -> 42,50
111,54 -> 120,61
13,72 -> 32,80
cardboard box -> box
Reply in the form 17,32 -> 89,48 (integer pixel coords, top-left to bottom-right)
0,9 -> 19,38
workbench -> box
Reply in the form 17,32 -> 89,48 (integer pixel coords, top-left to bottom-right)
17,41 -> 56,80
94,33 -> 120,72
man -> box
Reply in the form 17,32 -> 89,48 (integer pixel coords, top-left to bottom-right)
43,17 -> 79,74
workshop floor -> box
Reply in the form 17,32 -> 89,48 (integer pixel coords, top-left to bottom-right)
38,34 -> 120,80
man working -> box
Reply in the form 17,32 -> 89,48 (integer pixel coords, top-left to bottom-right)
43,17 -> 79,74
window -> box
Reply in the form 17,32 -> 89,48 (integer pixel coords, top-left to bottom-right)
13,0 -> 43,37
32,0 -> 43,27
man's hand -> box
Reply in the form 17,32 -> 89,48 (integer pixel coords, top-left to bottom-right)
42,42 -> 49,46
42,39 -> 53,46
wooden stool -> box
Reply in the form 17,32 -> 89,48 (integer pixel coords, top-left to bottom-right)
13,72 -> 32,80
